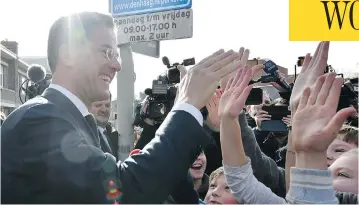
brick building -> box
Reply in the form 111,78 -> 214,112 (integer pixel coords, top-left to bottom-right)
0,41 -> 29,116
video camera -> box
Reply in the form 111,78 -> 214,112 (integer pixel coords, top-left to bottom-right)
140,56 -> 195,125
20,64 -> 51,103
325,65 -> 358,127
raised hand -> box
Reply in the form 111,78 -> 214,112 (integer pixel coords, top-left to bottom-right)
290,42 -> 330,115
206,89 -> 222,129
176,49 -> 242,109
219,47 -> 250,89
173,65 -> 187,104
292,72 -> 357,154
218,65 -> 263,119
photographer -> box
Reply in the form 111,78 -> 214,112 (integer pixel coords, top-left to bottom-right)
251,98 -> 291,168
134,56 -> 195,149
132,60 -> 202,204
134,97 -> 160,150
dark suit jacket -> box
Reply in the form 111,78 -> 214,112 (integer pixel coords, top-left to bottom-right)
103,123 -> 119,160
1,88 -> 210,204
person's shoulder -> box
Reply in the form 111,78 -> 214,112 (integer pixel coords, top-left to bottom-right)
2,96 -> 62,129
19,96 -> 61,118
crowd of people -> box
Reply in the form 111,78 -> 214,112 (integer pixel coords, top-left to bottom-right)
1,11 -> 358,204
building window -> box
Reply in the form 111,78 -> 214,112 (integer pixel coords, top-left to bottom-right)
0,64 -> 4,87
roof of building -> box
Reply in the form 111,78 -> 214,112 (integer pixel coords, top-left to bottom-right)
1,45 -> 29,70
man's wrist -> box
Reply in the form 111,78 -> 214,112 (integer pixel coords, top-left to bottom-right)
295,152 -> 327,170
171,102 -> 203,126
176,98 -> 201,110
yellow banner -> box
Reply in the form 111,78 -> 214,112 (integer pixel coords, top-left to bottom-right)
289,0 -> 359,41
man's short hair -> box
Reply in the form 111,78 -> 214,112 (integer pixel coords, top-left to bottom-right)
337,125 -> 358,146
47,12 -> 114,73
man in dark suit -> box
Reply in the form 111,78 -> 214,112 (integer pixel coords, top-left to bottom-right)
1,11 -> 240,204
90,92 -> 119,160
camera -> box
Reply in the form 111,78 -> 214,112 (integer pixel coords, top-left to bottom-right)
139,56 -> 195,125
296,61 -> 358,127
162,56 -> 195,84
338,77 -> 358,127
20,64 -> 52,103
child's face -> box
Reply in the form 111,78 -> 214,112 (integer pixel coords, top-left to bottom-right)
327,139 -> 356,166
204,175 -> 239,204
329,150 -> 358,194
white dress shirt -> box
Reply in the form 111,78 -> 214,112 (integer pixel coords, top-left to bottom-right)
171,103 -> 203,126
49,84 -> 203,126
49,84 -> 90,117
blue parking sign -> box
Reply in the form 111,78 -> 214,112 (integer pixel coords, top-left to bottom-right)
110,0 -> 192,16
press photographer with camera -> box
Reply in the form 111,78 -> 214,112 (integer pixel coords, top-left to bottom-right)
250,98 -> 291,168
133,56 -> 204,203
134,56 -> 195,149
20,64 -> 52,103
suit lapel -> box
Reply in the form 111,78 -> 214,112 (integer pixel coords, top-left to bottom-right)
99,129 -> 113,153
42,88 -> 100,148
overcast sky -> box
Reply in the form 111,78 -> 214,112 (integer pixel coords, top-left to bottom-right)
1,0 -> 358,99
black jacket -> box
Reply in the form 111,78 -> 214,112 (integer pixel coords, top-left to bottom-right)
134,120 -> 201,204
1,88 -> 211,204
99,123 -> 119,160
197,173 -> 209,200
253,128 -> 287,168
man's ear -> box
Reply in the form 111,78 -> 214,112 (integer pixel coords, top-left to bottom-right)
58,44 -> 76,67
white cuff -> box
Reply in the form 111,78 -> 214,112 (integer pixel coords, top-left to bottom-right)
171,103 -> 203,126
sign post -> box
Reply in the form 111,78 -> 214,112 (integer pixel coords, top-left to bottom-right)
116,44 -> 135,161
132,41 -> 160,58
110,0 -> 193,160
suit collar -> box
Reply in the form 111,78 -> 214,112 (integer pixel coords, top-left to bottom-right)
48,84 -> 90,117
42,88 -> 101,147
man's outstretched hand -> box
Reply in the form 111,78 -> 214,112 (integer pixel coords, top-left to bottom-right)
219,47 -> 250,89
176,49 -> 242,110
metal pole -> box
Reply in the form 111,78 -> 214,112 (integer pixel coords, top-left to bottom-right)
116,43 -> 135,161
